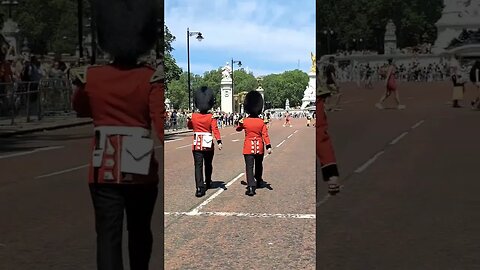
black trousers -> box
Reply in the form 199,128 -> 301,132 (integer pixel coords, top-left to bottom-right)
193,150 -> 214,188
89,184 -> 158,270
244,154 -> 264,187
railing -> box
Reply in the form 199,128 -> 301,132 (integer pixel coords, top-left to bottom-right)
0,79 -> 74,125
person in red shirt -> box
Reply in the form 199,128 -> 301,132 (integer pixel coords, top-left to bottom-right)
283,111 -> 292,127
187,86 -> 222,197
71,1 -> 163,269
236,91 -> 272,196
317,69 -> 340,195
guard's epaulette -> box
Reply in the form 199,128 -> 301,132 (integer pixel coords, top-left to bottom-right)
70,66 -> 89,84
150,66 -> 164,83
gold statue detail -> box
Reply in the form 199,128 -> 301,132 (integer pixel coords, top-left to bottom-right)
310,52 -> 316,73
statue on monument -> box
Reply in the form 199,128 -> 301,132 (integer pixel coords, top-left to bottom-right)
310,52 -> 316,73
221,62 -> 232,79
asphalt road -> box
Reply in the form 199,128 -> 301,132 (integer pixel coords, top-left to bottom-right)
317,81 -> 480,270
1,80 -> 479,269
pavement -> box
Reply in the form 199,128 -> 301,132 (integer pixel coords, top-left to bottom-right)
1,81 -> 480,269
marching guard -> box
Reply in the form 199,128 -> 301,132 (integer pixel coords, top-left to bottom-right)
317,66 -> 341,195
236,91 -> 272,196
71,1 -> 163,269
187,86 -> 222,197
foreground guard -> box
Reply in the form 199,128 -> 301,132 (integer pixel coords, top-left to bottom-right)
71,1 -> 163,269
236,91 -> 272,196
316,66 -> 340,195
187,86 -> 222,197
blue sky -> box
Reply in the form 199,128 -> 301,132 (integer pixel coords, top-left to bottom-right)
165,0 -> 315,77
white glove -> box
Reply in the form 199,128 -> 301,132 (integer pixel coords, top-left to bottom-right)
267,148 -> 272,155
218,143 -> 222,150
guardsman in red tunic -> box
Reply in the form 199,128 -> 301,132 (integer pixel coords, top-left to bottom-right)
236,91 -> 272,196
187,86 -> 222,197
317,67 -> 340,195
71,1 -> 163,269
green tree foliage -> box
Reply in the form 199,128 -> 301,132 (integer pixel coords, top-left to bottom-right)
317,0 -> 443,55
164,25 -> 182,84
263,70 -> 308,108
233,69 -> 258,94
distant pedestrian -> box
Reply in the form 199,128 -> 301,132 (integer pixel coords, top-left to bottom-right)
376,58 -> 405,110
469,60 -> 480,109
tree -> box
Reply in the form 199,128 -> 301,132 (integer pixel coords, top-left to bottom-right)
164,25 -> 182,84
263,70 -> 308,108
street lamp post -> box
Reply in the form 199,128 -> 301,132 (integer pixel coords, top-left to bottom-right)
1,0 -> 18,19
323,29 -> 334,54
231,58 -> 242,112
77,0 -> 83,60
187,27 -> 204,111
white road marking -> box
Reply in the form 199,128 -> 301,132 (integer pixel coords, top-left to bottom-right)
294,130 -> 298,134
176,144 -> 192,149
232,139 -> 240,142
230,132 -> 238,136
389,132 -> 409,145
165,138 -> 183,143
0,146 -> 65,159
276,140 -> 286,148
35,164 -> 89,179
165,211 -> 315,219
287,134 -> 293,139
188,173 -> 244,215
412,120 -> 425,129
354,151 -> 385,173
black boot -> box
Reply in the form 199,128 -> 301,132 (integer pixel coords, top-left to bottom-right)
195,187 -> 206,197
245,186 -> 255,196
256,179 -> 265,188
205,180 -> 212,189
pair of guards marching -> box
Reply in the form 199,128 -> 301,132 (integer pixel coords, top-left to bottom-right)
188,89 -> 271,197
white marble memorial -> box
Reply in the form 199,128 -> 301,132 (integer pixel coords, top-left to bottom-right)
220,63 -> 233,113
301,71 -> 316,109
384,20 -> 398,55
433,0 -> 480,53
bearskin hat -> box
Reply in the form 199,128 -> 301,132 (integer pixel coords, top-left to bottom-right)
244,90 -> 264,116
93,0 -> 160,64
194,86 -> 215,112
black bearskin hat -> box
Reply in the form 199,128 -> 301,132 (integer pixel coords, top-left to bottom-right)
244,90 -> 264,116
194,86 -> 215,112
93,0 -> 160,64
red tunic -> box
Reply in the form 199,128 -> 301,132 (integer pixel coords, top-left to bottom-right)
236,117 -> 271,155
187,113 -> 221,151
316,98 -> 339,180
72,65 -> 165,185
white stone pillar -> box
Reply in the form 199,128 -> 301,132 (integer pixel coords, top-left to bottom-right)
220,77 -> 233,113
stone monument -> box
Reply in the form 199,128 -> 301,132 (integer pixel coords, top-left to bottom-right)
433,0 -> 480,53
1,18 -> 20,58
301,52 -> 316,109
220,62 -> 233,113
384,20 -> 397,55
285,99 -> 290,110
256,77 -> 265,111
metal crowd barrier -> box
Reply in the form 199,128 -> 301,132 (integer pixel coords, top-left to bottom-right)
0,78 -> 73,125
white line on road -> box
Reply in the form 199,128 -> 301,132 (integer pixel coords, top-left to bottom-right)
165,138 -> 183,143
232,139 -> 240,142
0,146 -> 65,159
294,130 -> 298,134
354,151 -> 385,173
276,140 -> 286,148
287,134 -> 293,139
230,132 -> 238,136
188,173 -> 244,215
165,211 -> 315,219
389,132 -> 409,145
176,144 -> 192,149
35,164 -> 89,179
412,120 -> 425,129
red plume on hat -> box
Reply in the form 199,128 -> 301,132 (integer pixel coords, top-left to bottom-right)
194,86 -> 215,112
93,0 -> 160,64
244,90 -> 263,116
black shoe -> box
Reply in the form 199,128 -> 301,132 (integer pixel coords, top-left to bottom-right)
256,180 -> 265,188
245,186 -> 255,196
206,180 -> 212,189
195,187 -> 206,197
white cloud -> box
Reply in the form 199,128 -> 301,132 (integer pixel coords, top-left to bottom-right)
166,0 -> 314,72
